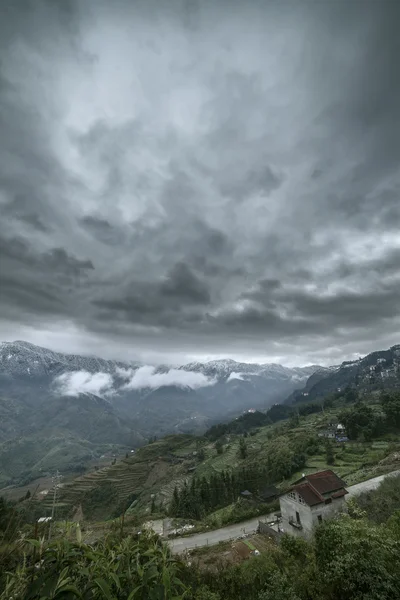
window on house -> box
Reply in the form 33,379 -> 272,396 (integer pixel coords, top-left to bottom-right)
317,515 -> 323,524
288,491 -> 296,501
296,511 -> 301,524
298,494 -> 306,505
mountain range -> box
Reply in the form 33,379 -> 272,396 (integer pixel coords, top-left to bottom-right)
0,340 -> 319,487
2,339 -> 400,488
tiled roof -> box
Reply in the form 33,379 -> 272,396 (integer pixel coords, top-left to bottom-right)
260,485 -> 279,498
287,470 -> 348,506
295,482 -> 323,506
305,470 -> 347,494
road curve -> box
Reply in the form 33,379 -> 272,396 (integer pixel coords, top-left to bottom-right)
168,469 -> 400,553
169,511 -> 278,554
346,469 -> 400,497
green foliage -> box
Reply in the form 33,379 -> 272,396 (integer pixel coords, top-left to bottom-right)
1,532 -> 187,600
81,482 -> 119,520
205,412 -> 271,441
238,437 -> 248,459
338,403 -> 384,441
380,391 -> 400,430
353,474 -> 400,524
3,474 -> 400,600
215,440 -> 224,455
325,441 -> 335,465
257,572 -> 300,600
197,448 -> 205,461
206,499 -> 279,529
344,387 -> 358,404
170,464 -> 280,519
315,517 -> 400,600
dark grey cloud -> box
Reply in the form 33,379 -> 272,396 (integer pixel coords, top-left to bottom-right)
80,215 -> 120,245
0,0 -> 400,366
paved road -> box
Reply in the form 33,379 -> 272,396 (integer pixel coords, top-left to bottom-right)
169,469 -> 400,553
346,469 -> 400,497
169,511 -> 278,554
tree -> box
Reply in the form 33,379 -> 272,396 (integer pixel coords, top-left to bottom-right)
197,448 -> 205,461
169,486 -> 180,515
344,387 -> 358,404
315,518 -> 400,600
239,437 -> 248,459
381,392 -> 400,430
215,440 -> 224,455
325,441 -> 335,465
339,404 -> 382,440
257,572 -> 300,600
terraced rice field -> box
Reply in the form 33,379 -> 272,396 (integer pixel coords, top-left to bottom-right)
44,459 -> 152,513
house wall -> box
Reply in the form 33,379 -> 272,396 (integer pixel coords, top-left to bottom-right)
279,493 -> 347,539
280,494 -> 314,538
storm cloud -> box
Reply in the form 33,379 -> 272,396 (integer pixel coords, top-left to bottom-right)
1,0 -> 400,366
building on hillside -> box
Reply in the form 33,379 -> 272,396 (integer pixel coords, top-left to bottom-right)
279,470 -> 348,539
240,490 -> 253,500
317,429 -> 336,439
259,485 -> 279,503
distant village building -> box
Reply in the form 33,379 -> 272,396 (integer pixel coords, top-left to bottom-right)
317,422 -> 347,441
317,429 -> 336,439
240,490 -> 253,500
279,470 -> 348,539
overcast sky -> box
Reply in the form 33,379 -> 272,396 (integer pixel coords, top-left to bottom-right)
1,0 -> 399,367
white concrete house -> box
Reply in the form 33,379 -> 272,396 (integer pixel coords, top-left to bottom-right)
279,470 -> 348,539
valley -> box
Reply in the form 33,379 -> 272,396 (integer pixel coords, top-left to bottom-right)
2,343 -> 400,600
0,340 -> 320,486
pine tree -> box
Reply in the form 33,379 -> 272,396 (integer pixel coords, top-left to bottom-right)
215,440 -> 224,455
239,436 -> 248,459
169,486 -> 180,516
326,441 -> 335,465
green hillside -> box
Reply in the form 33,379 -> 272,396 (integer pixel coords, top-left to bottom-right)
40,389 -> 400,522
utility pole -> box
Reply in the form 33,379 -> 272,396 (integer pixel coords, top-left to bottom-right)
48,470 -> 62,541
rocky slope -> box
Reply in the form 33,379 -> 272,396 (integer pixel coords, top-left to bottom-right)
286,344 -> 400,404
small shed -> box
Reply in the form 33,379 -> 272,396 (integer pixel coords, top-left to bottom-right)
240,490 -> 253,499
259,485 -> 279,502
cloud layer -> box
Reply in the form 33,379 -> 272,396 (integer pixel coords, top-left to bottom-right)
1,0 -> 400,365
118,365 -> 215,390
55,371 -> 114,397
55,365 -> 215,396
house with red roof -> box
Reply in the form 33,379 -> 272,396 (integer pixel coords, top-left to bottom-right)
279,470 -> 348,539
